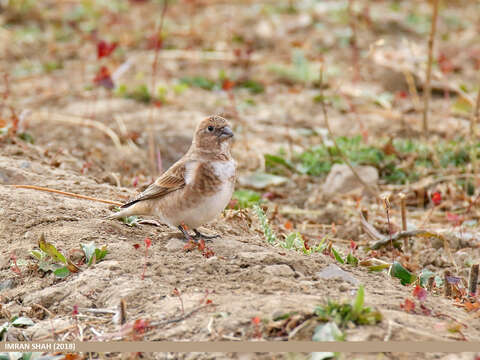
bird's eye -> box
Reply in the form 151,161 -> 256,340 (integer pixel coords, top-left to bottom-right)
207,126 -> 214,132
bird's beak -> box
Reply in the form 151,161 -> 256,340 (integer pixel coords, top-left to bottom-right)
219,126 -> 234,139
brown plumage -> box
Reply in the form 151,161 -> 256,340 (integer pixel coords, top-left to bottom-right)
109,115 -> 236,240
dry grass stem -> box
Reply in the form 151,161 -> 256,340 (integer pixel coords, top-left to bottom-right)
422,0 -> 440,136
11,185 -> 123,206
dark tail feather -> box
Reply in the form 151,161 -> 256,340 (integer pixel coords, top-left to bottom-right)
120,199 -> 140,209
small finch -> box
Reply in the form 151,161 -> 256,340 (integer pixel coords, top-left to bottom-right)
109,115 -> 236,241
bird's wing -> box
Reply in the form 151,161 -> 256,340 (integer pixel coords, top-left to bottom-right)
121,160 -> 194,208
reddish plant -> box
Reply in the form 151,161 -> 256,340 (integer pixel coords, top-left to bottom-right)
141,238 -> 152,280
97,40 -> 118,59
10,253 -> 21,275
431,191 -> 442,206
413,285 -> 428,302
93,66 -> 114,89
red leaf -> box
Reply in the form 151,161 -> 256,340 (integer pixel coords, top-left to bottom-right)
251,316 -> 261,325
144,237 -> 152,249
133,243 -> 140,250
72,304 -> 79,316
133,319 -> 149,334
284,221 -> 293,231
431,191 -> 442,206
93,66 -> 114,89
350,240 -> 358,251
413,285 -> 427,302
206,299 -> 212,304
222,79 -> 235,91
97,40 -> 118,59
400,298 -> 415,313
438,53 -> 455,74
262,192 -> 276,200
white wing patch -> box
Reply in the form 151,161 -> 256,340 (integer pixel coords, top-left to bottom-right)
184,161 -> 197,184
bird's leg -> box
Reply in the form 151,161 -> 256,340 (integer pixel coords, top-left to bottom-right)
193,229 -> 221,242
178,225 -> 194,242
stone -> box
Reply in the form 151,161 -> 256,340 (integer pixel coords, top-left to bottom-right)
322,164 -> 378,198
317,264 -> 359,285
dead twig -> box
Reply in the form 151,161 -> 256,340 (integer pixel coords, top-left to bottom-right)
399,193 -> 408,250
148,0 -> 168,177
444,270 -> 452,298
360,212 -> 449,250
468,264 -> 479,296
30,111 -> 123,149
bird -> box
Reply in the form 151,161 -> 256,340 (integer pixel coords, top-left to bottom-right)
108,115 -> 236,242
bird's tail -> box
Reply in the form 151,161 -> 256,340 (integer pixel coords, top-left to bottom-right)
106,201 -> 150,220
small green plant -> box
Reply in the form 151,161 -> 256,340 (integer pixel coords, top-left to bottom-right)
0,315 -> 34,341
31,235 -> 107,278
269,50 -> 319,84
231,189 -> 261,209
314,285 -> 382,328
265,136 -> 480,185
252,205 -> 326,254
180,76 -> 217,91
253,204 -> 277,244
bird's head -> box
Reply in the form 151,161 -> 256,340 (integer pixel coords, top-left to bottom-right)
192,115 -> 234,154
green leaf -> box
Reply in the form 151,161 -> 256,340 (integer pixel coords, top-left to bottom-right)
264,154 -> 296,173
252,204 -> 277,244
30,250 -> 44,260
231,189 -> 261,209
346,253 -> 359,266
94,246 -> 108,263
390,261 -> 417,285
311,353 -> 335,360
11,316 -> 34,327
237,79 -> 264,94
38,261 -> 61,273
434,275 -> 444,287
81,242 -> 96,265
312,321 -> 344,342
18,132 -> 34,144
353,285 -> 364,314
368,264 -> 390,272
21,353 -> 33,360
38,236 -> 67,264
419,269 -> 435,288
331,247 -> 344,264
121,215 -> 140,227
53,266 -> 70,278
239,172 -> 288,189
